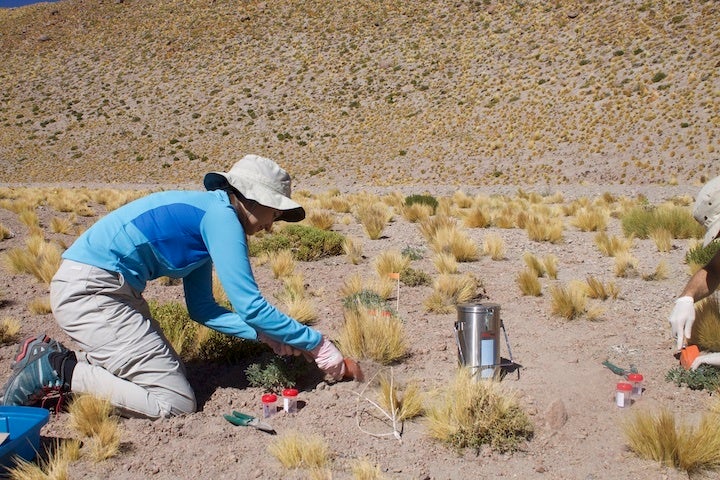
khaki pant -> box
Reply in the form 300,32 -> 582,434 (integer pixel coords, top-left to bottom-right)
50,259 -> 196,419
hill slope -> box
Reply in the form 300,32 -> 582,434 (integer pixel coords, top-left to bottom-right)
0,0 -> 718,188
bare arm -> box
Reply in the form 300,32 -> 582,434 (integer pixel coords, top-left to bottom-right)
681,249 -> 720,301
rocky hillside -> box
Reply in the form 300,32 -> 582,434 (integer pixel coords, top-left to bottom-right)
0,0 -> 718,189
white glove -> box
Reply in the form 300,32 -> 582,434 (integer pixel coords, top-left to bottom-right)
691,352 -> 720,370
669,296 -> 695,351
257,333 -> 303,357
310,336 -> 346,380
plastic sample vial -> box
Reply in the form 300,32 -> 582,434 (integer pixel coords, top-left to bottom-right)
626,373 -> 644,399
261,393 -> 277,418
615,382 -> 632,408
282,388 -> 299,414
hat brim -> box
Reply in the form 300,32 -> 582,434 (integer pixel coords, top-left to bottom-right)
703,218 -> 720,247
203,171 -> 305,223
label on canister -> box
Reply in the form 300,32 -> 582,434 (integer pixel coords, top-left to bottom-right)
480,338 -> 495,378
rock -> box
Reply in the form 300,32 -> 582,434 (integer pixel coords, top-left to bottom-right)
38,34 -> 51,42
545,398 -> 568,430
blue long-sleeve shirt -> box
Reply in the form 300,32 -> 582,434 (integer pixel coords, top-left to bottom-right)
62,190 -> 322,351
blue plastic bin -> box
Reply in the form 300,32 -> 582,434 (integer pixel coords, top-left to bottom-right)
0,406 -> 50,468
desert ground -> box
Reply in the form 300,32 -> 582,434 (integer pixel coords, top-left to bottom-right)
1,0 -> 720,479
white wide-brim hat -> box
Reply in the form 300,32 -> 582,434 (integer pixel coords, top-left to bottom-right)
204,154 -> 305,223
693,175 -> 720,247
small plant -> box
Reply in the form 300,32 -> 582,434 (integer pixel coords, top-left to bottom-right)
268,430 -> 329,470
400,267 -> 431,287
249,224 -> 345,261
543,254 -> 559,279
351,460 -> 386,480
572,207 -> 608,232
686,240 -> 720,271
400,246 -> 423,260
614,252 -> 639,278
428,225 -> 479,262
405,194 -> 438,214
342,289 -> 390,312
245,355 -> 305,392
377,373 -> 424,422
463,205 -> 490,228
621,205 -> 703,240
665,364 -> 720,391
522,252 -> 546,276
425,369 -> 533,453
4,235 -> 63,284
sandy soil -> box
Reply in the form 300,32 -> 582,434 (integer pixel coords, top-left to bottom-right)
0,180 -> 717,480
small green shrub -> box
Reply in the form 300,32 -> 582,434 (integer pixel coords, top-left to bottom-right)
400,267 -> 431,287
245,355 -> 309,392
401,246 -> 424,260
686,240 -> 720,268
405,194 -> 438,214
621,206 -> 704,239
665,365 -> 720,391
249,225 -> 345,261
342,289 -> 391,313
196,329 -> 266,364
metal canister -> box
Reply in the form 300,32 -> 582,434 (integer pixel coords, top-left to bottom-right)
454,303 -> 501,379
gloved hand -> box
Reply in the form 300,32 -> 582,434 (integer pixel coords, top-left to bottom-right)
257,333 -> 303,357
691,352 -> 720,370
669,296 -> 695,351
310,336 -> 346,380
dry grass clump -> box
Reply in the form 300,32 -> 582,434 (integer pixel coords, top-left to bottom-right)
269,248 -> 295,279
7,439 -> 81,480
374,249 -> 410,279
463,204 -> 491,228
624,408 -> 720,474
614,252 -> 640,278
483,233 -> 506,260
690,296 -> 720,352
642,260 -> 669,281
543,254 -> 559,279
343,236 -> 364,265
525,215 -> 563,243
425,369 -> 533,453
549,282 -> 600,320
268,431 -> 329,470
650,227 -> 673,252
0,317 -> 21,344
306,209 -> 335,231
427,225 -> 479,262
423,273 -> 480,314
583,276 -> 620,300
49,216 -> 73,234
275,274 -> 317,324
338,306 -> 406,364
0,223 -> 12,240
595,232 -> 634,257
4,235 -> 62,284
356,202 -> 391,240
377,373 -> 424,422
28,297 -> 52,315
433,252 -> 458,274
517,269 -> 542,296
401,202 -> 433,223
571,207 -> 609,232
350,459 -> 387,480
67,394 -> 121,462
522,252 -> 546,276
